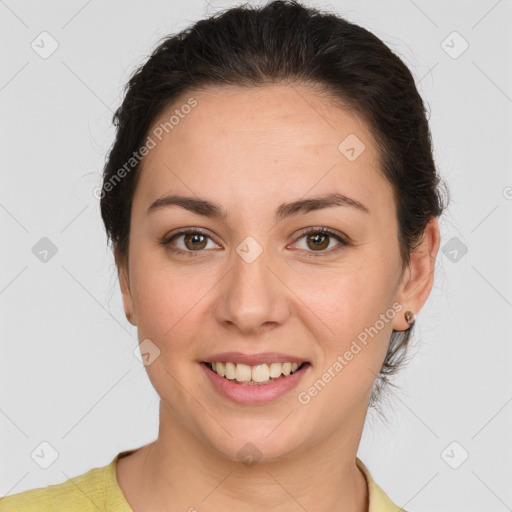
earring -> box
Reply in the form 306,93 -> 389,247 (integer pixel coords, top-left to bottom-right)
404,310 -> 416,325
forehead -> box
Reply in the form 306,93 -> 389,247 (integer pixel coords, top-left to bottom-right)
134,83 -> 392,218
149,83 -> 377,154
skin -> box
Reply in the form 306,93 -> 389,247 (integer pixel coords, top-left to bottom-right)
114,83 -> 440,511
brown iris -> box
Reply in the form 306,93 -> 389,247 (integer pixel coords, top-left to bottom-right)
184,232 -> 208,250
306,232 -> 329,251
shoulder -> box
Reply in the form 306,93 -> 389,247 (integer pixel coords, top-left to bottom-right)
356,457 -> 412,512
0,458 -> 118,512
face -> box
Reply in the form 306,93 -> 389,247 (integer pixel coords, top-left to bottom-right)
118,83 -> 437,462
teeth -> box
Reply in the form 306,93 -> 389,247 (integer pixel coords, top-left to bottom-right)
208,361 -> 305,384
225,362 -> 236,380
282,362 -> 292,376
235,363 -> 252,382
252,364 -> 270,383
269,362 -> 282,378
216,362 -> 225,378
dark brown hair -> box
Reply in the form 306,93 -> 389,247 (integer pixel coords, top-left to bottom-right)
100,0 -> 448,411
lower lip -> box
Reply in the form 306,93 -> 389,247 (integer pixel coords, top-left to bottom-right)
201,362 -> 310,404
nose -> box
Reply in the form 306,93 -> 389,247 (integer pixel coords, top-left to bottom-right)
213,246 -> 291,335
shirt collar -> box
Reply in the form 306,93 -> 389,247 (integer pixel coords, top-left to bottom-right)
109,451 -> 406,512
356,457 -> 407,511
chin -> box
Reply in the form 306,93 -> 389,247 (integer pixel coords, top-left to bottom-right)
202,420 -> 307,465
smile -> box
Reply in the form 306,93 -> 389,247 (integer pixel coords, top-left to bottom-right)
205,361 -> 307,385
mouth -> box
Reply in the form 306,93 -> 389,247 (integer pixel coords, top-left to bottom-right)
202,361 -> 310,386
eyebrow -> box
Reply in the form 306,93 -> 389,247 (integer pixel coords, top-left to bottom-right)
146,192 -> 369,222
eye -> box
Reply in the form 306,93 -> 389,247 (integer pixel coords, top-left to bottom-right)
160,227 -> 349,258
290,227 -> 349,257
161,228 -> 220,257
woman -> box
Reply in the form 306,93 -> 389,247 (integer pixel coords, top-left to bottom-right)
0,0 -> 447,510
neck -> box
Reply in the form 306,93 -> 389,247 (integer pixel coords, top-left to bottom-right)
123,403 -> 370,512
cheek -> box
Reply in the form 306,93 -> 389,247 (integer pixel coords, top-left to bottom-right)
298,255 -> 399,367
298,259 -> 395,327
296,272 -> 395,414
129,253 -> 191,338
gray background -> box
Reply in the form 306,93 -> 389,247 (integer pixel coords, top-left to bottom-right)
1,1 -> 511,511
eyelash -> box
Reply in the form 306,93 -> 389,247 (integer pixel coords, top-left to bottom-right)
160,227 -> 349,259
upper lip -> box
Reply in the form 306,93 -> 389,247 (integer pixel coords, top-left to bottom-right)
202,352 -> 309,366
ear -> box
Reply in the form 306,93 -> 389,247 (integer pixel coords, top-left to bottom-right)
393,217 -> 441,331
115,249 -> 137,326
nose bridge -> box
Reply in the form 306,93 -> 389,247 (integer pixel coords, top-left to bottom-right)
214,238 -> 289,332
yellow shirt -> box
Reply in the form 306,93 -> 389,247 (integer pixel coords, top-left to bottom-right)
0,451 -> 408,511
